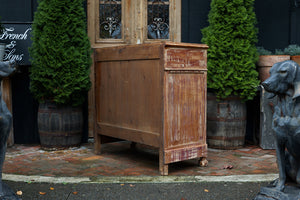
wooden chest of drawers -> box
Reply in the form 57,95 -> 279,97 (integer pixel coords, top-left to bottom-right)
94,42 -> 208,175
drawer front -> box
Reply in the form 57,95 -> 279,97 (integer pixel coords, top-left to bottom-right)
164,48 -> 207,70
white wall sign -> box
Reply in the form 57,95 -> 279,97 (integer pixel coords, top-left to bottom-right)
0,24 -> 32,65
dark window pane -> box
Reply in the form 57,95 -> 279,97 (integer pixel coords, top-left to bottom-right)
147,0 -> 169,39
99,0 -> 122,39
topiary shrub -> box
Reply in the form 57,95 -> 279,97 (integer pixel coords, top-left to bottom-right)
29,0 -> 91,107
201,0 -> 259,101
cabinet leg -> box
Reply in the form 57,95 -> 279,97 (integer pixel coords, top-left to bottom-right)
198,157 -> 208,167
160,163 -> 168,176
94,134 -> 102,155
159,150 -> 168,175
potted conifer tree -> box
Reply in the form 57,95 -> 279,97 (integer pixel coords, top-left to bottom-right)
201,0 -> 259,149
29,0 -> 91,149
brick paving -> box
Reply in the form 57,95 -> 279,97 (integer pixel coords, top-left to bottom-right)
3,141 -> 278,177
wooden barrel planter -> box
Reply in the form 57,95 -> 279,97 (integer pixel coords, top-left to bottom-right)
207,93 -> 247,149
38,101 -> 83,149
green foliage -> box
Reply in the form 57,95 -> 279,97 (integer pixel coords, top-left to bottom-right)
201,0 -> 259,101
274,49 -> 285,55
29,0 -> 91,107
283,44 -> 300,56
258,45 -> 300,56
257,47 -> 273,55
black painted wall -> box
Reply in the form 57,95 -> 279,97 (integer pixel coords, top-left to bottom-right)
182,0 -> 300,50
255,0 -> 291,50
0,0 -> 37,22
181,0 -> 211,44
290,0 -> 300,44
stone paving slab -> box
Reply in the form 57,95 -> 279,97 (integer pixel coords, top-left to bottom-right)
3,141 -> 278,177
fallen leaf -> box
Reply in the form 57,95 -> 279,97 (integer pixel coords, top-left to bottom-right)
120,184 -> 125,186
223,165 -> 233,169
16,191 -> 22,196
130,184 -> 135,187
204,189 -> 209,192
181,198 -> 186,200
73,191 -> 78,195
39,192 -> 46,195
50,187 -> 54,191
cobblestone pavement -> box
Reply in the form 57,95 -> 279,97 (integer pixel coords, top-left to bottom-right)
2,141 -> 278,177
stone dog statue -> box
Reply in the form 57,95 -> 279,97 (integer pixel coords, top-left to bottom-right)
262,60 -> 300,193
0,60 -> 18,199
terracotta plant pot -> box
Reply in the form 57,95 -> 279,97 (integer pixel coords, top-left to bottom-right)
257,55 -> 290,82
291,55 -> 300,66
